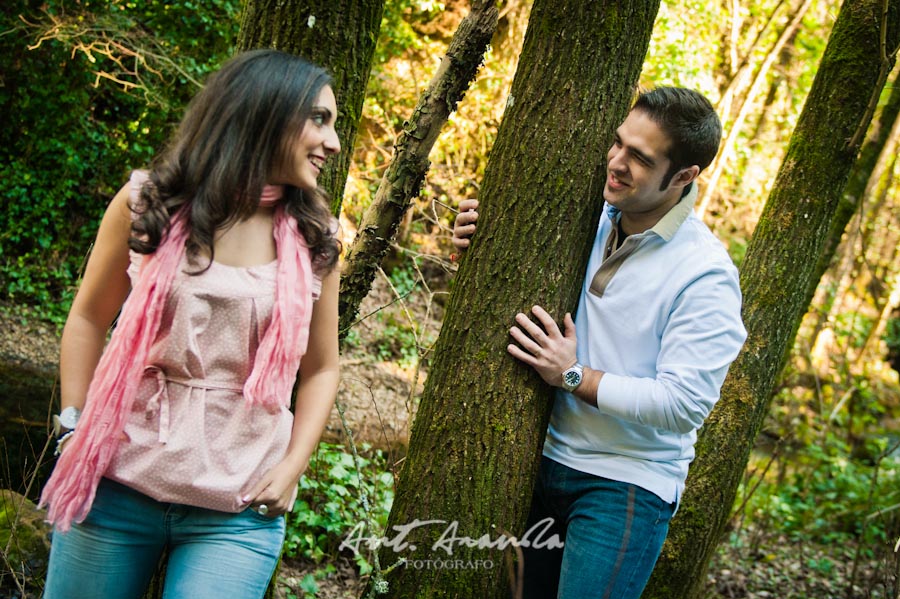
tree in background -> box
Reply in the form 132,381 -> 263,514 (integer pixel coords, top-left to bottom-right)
643,1 -> 900,596
378,1 -> 661,597
237,0 -> 385,214
696,0 -> 816,218
337,0 -> 498,336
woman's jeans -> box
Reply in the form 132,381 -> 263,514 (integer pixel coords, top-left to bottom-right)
43,478 -> 285,599
523,457 -> 675,599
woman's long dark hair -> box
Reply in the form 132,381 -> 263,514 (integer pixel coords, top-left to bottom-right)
130,49 -> 340,273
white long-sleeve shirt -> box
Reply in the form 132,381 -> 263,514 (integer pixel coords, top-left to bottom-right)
543,187 -> 747,504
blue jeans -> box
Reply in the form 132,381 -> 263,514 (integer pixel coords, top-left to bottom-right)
522,457 -> 675,599
43,478 -> 285,599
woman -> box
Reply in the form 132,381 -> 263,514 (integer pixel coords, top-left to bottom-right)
41,49 -> 341,598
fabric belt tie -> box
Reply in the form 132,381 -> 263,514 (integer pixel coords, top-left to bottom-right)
143,366 -> 244,444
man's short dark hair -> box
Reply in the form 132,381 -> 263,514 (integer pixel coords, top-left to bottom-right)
632,87 -> 722,189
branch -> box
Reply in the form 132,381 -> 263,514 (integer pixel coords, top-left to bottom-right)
18,10 -> 204,107
847,0 -> 900,149
337,0 -> 499,337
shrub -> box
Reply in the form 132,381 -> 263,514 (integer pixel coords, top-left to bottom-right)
284,442 -> 395,576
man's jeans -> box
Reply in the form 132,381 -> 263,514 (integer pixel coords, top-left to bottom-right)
523,457 -> 675,599
43,478 -> 285,599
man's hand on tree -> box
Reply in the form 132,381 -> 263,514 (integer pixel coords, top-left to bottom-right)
507,305 -> 578,387
452,199 -> 479,251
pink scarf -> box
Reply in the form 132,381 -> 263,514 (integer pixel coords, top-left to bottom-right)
40,172 -> 313,531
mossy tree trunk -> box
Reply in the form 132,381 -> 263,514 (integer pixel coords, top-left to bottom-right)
377,2 -> 660,598
643,1 -> 900,597
237,0 -> 385,213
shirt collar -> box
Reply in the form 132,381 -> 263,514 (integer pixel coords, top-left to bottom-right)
605,182 -> 697,242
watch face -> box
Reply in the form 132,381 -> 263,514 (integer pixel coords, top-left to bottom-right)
564,370 -> 581,387
57,407 -> 82,431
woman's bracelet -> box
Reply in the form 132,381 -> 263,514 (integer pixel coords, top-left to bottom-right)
55,430 -> 76,456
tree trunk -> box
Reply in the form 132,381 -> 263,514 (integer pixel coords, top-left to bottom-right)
643,1 -> 900,598
337,0 -> 498,336
376,2 -> 660,598
825,65 -> 900,275
236,0 -> 385,213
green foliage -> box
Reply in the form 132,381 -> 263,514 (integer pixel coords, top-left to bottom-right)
375,0 -> 446,65
388,263 -> 418,297
833,310 -> 875,350
726,346 -> 900,595
285,565 -> 337,599
884,314 -> 900,355
727,430 -> 900,597
643,0 -> 722,96
742,435 -> 899,546
354,261 -> 436,369
341,257 -> 438,372
0,0 -> 238,322
343,327 -> 363,350
373,311 -> 423,367
725,234 -> 748,268
284,442 -> 394,573
739,366 -> 900,577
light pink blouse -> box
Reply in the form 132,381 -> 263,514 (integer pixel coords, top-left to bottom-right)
105,236 -> 322,512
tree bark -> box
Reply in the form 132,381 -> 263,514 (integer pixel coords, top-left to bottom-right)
337,0 -> 498,337
376,2 -> 660,598
236,0 -> 385,213
643,1 -> 900,597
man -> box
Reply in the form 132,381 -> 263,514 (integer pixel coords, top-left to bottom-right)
452,87 -> 747,599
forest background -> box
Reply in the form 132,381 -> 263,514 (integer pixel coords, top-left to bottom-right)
2,0 -> 900,598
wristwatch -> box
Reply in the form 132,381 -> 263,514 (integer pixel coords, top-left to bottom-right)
561,363 -> 584,393
52,406 -> 82,437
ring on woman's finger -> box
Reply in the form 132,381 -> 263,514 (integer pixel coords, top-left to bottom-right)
257,503 -> 269,516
